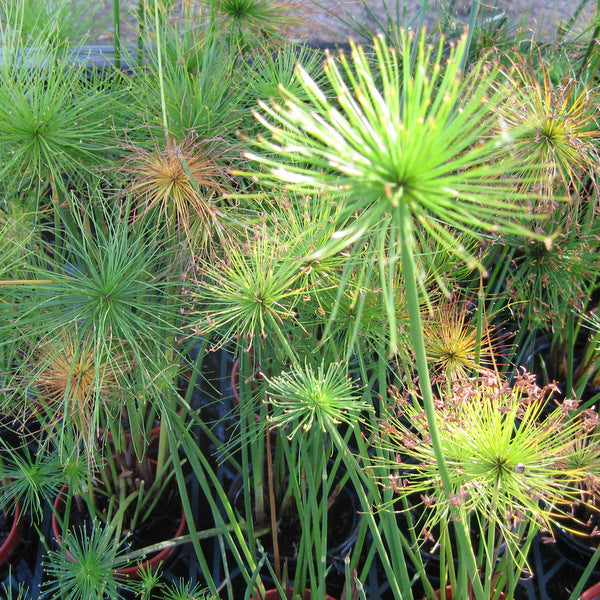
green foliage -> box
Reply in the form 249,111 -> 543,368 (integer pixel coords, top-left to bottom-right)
159,579 -> 216,600
11,197 -> 183,384
498,48 -> 600,204
1,193 -> 186,464
240,361 -> 367,598
315,0 -> 429,47
189,226 -> 310,362
42,523 -> 138,600
0,0 -> 108,50
121,133 -> 242,257
0,38 -> 122,199
0,204 -> 38,293
138,31 -> 245,140
242,30 -> 552,355
266,361 -> 368,436
375,369 -> 600,598
238,43 -> 326,133
0,579 -> 30,600
1,1 -> 600,599
503,209 -> 600,330
0,441 -> 65,521
422,291 -> 497,382
208,0 -> 292,48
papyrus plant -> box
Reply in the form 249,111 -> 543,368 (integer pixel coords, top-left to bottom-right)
122,133 -> 241,259
372,370 -> 600,599
261,360 -> 369,599
242,29 -> 551,356
0,18 -> 123,207
241,28 -> 557,598
497,48 -> 600,208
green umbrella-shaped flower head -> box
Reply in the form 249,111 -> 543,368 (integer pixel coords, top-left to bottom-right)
242,30 -> 554,354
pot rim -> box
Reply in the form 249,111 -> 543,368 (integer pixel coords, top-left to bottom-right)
0,500 -> 22,568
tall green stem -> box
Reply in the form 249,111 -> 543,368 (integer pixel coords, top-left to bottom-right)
327,426 -> 413,599
152,0 -> 173,482
396,202 -> 450,488
112,0 -> 121,71
565,311 -> 575,397
137,0 -> 145,69
396,201 -> 483,599
576,0 -> 600,83
153,0 -> 169,135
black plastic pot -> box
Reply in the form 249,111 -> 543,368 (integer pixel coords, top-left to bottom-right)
553,520 -> 600,579
51,462 -> 186,580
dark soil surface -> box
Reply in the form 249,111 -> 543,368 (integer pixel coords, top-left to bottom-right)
228,474 -> 361,567
58,485 -> 184,557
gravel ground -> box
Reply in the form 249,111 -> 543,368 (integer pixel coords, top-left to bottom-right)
94,0 -> 596,46
288,0 -> 596,44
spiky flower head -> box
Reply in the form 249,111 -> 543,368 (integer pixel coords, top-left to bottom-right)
160,579 -> 216,600
266,361 -> 368,438
376,370 -> 600,561
497,49 -> 600,207
189,227 -> 310,359
0,443 -> 64,521
14,197 -> 186,397
423,291 -> 498,382
26,327 -> 127,450
211,0 -> 296,48
242,30 -> 553,353
0,34 -> 117,191
42,524 -> 137,600
124,135 -> 236,254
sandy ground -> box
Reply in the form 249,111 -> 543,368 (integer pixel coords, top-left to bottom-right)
94,0 -> 597,46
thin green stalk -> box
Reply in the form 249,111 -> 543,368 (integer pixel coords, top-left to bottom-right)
153,0 -> 169,134
396,202 -> 449,487
327,424 -> 413,600
129,479 -> 146,532
168,422 -> 261,598
561,0 -> 594,43
475,286 -> 484,368
235,354 -> 263,561
569,541 -> 600,599
120,523 -> 254,563
291,441 -> 322,595
396,200 -> 483,600
576,0 -> 600,90
265,425 -> 280,583
566,311 -> 575,397
458,0 -> 482,72
113,0 -> 121,71
137,0 -> 145,68
155,410 -> 170,489
111,480 -> 129,545
379,215 -> 398,354
0,279 -> 53,285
